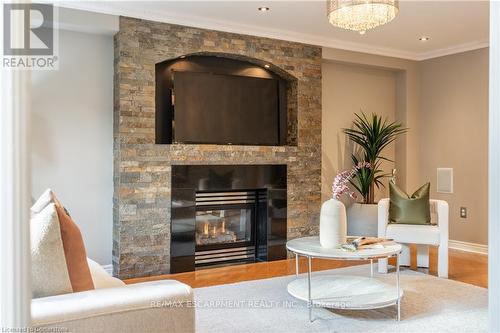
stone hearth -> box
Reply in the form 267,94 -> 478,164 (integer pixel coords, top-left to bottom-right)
113,16 -> 322,279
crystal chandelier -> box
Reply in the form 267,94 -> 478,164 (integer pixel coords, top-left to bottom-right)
327,0 -> 399,34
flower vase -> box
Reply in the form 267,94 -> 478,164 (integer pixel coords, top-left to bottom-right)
320,199 -> 347,248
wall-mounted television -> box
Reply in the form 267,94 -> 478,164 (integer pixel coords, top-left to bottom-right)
155,55 -> 287,146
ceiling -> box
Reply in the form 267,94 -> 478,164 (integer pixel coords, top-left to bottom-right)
59,0 -> 489,60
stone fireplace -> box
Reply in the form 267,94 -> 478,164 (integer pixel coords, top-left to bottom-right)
113,16 -> 322,279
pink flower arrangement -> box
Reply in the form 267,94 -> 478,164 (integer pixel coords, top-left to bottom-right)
332,162 -> 372,200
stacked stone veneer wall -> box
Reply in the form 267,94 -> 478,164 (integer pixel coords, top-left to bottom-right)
113,16 -> 322,279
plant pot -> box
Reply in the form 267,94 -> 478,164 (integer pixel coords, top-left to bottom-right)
347,203 -> 378,237
319,199 -> 347,248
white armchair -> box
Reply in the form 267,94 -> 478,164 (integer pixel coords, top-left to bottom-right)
31,259 -> 195,333
377,198 -> 449,278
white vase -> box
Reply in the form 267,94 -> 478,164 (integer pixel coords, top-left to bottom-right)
347,203 -> 378,237
319,199 -> 347,248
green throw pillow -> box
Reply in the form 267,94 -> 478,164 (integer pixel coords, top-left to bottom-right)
389,182 -> 431,225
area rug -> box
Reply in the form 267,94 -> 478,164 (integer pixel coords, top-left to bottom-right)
194,265 -> 487,333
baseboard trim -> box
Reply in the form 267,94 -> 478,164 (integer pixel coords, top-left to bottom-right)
102,264 -> 113,275
449,240 -> 488,255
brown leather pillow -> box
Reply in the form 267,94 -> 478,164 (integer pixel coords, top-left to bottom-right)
53,198 -> 95,292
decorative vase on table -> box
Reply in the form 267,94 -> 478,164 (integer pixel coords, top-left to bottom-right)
320,199 -> 347,248
323,166 -> 362,248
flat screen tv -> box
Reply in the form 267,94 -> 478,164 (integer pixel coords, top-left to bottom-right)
173,71 -> 281,145
155,55 -> 287,146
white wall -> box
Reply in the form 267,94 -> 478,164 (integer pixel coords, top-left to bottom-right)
31,29 -> 114,265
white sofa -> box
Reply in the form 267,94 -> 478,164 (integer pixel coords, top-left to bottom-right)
377,198 -> 449,278
32,259 -> 195,333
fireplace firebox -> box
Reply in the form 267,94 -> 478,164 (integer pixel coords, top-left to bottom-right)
194,191 -> 261,267
171,165 -> 287,273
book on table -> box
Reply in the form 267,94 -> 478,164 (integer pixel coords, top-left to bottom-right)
341,237 -> 396,251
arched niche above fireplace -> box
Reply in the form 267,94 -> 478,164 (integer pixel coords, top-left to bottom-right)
155,53 -> 298,146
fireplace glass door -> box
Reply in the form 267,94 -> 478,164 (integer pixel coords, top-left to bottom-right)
195,204 -> 254,250
194,191 -> 258,267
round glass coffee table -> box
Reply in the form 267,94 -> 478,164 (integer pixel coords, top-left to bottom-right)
286,236 -> 403,322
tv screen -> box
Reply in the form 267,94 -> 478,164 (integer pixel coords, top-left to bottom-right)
173,71 -> 281,145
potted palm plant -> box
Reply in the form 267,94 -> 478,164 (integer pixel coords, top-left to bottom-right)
343,112 -> 407,236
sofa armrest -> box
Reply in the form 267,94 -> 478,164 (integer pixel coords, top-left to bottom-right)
32,280 -> 194,333
378,198 -> 390,238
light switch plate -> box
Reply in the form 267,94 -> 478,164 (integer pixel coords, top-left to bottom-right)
460,207 -> 467,219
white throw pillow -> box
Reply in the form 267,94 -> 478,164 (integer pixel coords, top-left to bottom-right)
30,188 -> 55,216
31,203 -> 72,298
87,258 -> 125,289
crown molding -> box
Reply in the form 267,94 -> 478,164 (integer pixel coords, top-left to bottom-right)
57,2 -> 489,61
57,7 -> 119,35
415,40 -> 489,61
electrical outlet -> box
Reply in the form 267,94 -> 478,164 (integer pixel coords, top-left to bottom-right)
460,207 -> 467,219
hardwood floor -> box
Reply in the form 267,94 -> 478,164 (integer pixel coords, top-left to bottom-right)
445,248 -> 488,288
125,246 -> 488,289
